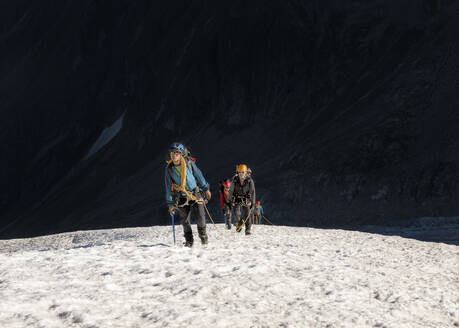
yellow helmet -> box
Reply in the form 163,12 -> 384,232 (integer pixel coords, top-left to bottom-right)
236,164 -> 248,173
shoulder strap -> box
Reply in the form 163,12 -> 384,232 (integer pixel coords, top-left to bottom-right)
186,158 -> 194,175
167,161 -> 174,179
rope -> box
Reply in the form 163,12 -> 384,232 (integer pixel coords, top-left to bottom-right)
261,215 -> 275,226
235,206 -> 253,232
183,201 -> 260,237
170,157 -> 200,203
203,203 -> 233,237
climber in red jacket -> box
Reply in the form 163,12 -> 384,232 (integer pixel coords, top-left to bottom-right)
219,179 -> 233,229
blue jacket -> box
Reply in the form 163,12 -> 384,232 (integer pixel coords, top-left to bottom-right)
164,160 -> 210,206
256,205 -> 264,215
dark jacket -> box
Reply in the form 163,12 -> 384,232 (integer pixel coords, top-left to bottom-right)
228,175 -> 256,208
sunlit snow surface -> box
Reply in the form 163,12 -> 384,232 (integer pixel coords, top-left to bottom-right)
0,225 -> 458,327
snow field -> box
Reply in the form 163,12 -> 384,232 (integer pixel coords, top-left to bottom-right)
0,224 -> 458,328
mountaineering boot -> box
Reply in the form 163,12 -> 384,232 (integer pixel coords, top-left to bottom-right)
198,227 -> 208,245
226,221 -> 232,230
200,235 -> 208,245
245,229 -> 251,235
236,222 -> 242,233
184,232 -> 194,247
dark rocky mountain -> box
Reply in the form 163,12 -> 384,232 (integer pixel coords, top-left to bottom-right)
1,0 -> 458,238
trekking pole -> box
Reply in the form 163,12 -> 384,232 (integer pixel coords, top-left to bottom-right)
171,213 -> 176,245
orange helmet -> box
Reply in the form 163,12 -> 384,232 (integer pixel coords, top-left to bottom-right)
236,164 -> 248,173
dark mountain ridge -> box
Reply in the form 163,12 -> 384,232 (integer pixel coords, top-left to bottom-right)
1,0 -> 458,238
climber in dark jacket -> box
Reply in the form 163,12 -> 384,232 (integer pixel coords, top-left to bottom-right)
228,164 -> 256,235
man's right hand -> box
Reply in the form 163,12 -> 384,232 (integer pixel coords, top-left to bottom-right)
169,206 -> 177,215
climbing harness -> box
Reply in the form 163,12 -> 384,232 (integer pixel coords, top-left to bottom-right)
231,195 -> 252,208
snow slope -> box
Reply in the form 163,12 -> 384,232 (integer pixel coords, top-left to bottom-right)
0,225 -> 458,327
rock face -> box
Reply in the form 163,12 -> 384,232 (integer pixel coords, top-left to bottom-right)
1,1 -> 458,238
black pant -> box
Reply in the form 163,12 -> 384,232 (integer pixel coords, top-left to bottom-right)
175,203 -> 207,238
223,204 -> 232,225
232,204 -> 252,231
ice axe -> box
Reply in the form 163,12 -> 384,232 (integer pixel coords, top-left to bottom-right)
170,211 -> 176,245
